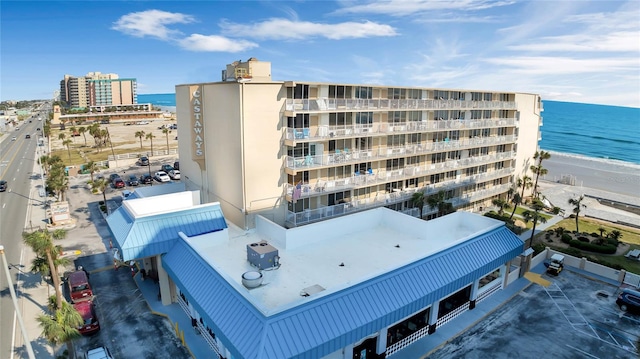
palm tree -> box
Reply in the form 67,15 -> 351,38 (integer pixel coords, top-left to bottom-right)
86,160 -> 99,183
568,195 -> 586,233
162,128 -> 171,154
78,126 -> 87,146
597,227 -> 606,237
58,132 -> 66,141
146,132 -> 155,156
69,126 -> 77,143
426,191 -> 454,218
608,230 -> 623,242
62,139 -> 72,160
517,175 -> 533,202
411,191 -> 426,219
90,177 -> 110,207
508,193 -> 522,220
492,198 -> 510,216
37,296 -> 83,357
23,229 -> 67,309
530,150 -> 551,197
135,130 -> 145,150
521,202 -> 547,248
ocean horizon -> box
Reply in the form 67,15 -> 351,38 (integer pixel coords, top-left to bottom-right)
138,94 -> 640,165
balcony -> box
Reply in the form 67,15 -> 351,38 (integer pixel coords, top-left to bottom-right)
284,98 -> 517,116
283,118 -> 517,144
284,137 -> 516,173
285,167 -> 514,202
285,182 -> 512,227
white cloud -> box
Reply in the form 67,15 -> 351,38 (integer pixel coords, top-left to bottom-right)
219,18 -> 397,40
483,56 -> 638,75
336,0 -> 515,16
177,34 -> 258,52
112,9 -> 195,40
509,31 -> 640,53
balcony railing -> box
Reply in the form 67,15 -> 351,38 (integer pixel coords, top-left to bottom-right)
285,164 -> 514,201
285,180 -> 511,227
284,118 -> 517,142
284,98 -> 517,113
285,137 -> 516,172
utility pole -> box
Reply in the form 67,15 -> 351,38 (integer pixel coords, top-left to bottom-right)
0,245 -> 36,359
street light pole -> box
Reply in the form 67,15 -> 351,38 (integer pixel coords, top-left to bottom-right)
0,245 -> 36,359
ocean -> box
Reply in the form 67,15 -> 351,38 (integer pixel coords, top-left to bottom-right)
138,94 -> 640,165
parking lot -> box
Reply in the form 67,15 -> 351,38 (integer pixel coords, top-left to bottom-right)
57,156 -> 191,359
427,269 -> 640,359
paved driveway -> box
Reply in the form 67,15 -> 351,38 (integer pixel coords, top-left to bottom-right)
71,268 -> 190,359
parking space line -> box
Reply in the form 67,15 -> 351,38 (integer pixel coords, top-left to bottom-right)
565,345 -> 600,359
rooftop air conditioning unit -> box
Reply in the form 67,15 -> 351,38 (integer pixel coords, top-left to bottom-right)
246,241 -> 279,269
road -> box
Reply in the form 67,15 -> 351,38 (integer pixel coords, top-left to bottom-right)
0,112 -> 46,359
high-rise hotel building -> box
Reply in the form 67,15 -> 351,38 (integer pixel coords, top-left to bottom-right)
59,71 -> 138,108
176,58 -> 542,230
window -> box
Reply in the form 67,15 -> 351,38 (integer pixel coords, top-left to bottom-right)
471,110 -> 482,120
385,181 -> 403,192
355,162 -> 372,173
288,171 -> 309,185
483,110 -> 492,119
409,133 -> 422,144
482,128 -> 491,137
449,130 -> 460,140
391,111 -> 406,123
450,91 -> 463,100
407,156 -> 420,165
387,135 -> 405,146
389,88 -> 405,99
386,158 -> 405,170
498,109 -> 509,118
479,164 -> 487,173
471,92 -> 482,101
328,139 -> 348,152
483,93 -> 493,101
288,143 -> 310,157
448,150 -> 461,160
354,86 -> 372,99
354,187 -> 371,198
434,90 -> 448,100
434,110 -> 448,120
328,85 -> 351,99
407,111 -> 421,122
480,147 -> 489,155
469,148 -> 480,157
328,165 -> 352,179
446,170 -> 457,179
469,129 -> 481,138
430,173 -> 444,184
287,114 -> 309,129
497,127 -> 507,136
431,152 -> 446,163
356,137 -> 372,150
433,131 -> 448,142
495,161 -> 504,170
355,112 -> 373,124
466,167 -> 478,176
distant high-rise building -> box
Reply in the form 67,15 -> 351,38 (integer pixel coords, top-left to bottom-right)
59,72 -> 137,108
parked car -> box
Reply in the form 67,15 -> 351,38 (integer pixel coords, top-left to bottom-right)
616,288 -> 640,314
112,176 -> 125,189
138,156 -> 150,166
173,161 -> 180,170
73,300 -> 100,335
154,171 -> 171,183
140,174 -> 153,185
161,164 -> 174,173
86,346 -> 114,359
169,124 -> 178,129
168,170 -> 180,180
127,174 -> 139,186
67,270 -> 93,303
0,180 -> 7,192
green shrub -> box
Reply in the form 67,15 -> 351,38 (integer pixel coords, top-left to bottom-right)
561,233 -> 572,244
484,211 -> 514,225
606,238 -> 619,247
569,240 -> 616,254
563,247 -> 583,257
532,243 -> 545,255
99,205 -> 107,213
577,236 -> 590,243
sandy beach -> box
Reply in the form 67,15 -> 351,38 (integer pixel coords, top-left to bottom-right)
537,151 -> 640,226
541,151 -> 640,198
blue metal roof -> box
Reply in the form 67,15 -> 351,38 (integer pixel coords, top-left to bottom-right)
106,203 -> 227,261
162,225 -> 523,359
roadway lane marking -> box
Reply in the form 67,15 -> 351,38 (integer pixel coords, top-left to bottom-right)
2,203 -> 5,208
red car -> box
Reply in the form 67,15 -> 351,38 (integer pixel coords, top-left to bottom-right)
73,300 -> 100,335
68,270 -> 93,303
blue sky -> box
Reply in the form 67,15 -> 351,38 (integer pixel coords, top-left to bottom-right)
2,0 -> 639,107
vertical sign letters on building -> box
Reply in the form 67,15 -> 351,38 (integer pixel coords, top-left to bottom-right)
191,86 -> 206,169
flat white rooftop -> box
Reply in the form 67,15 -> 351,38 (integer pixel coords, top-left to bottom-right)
183,208 -> 504,315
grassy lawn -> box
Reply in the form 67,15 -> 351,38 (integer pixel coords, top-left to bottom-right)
512,206 -> 553,220
537,218 -> 640,274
